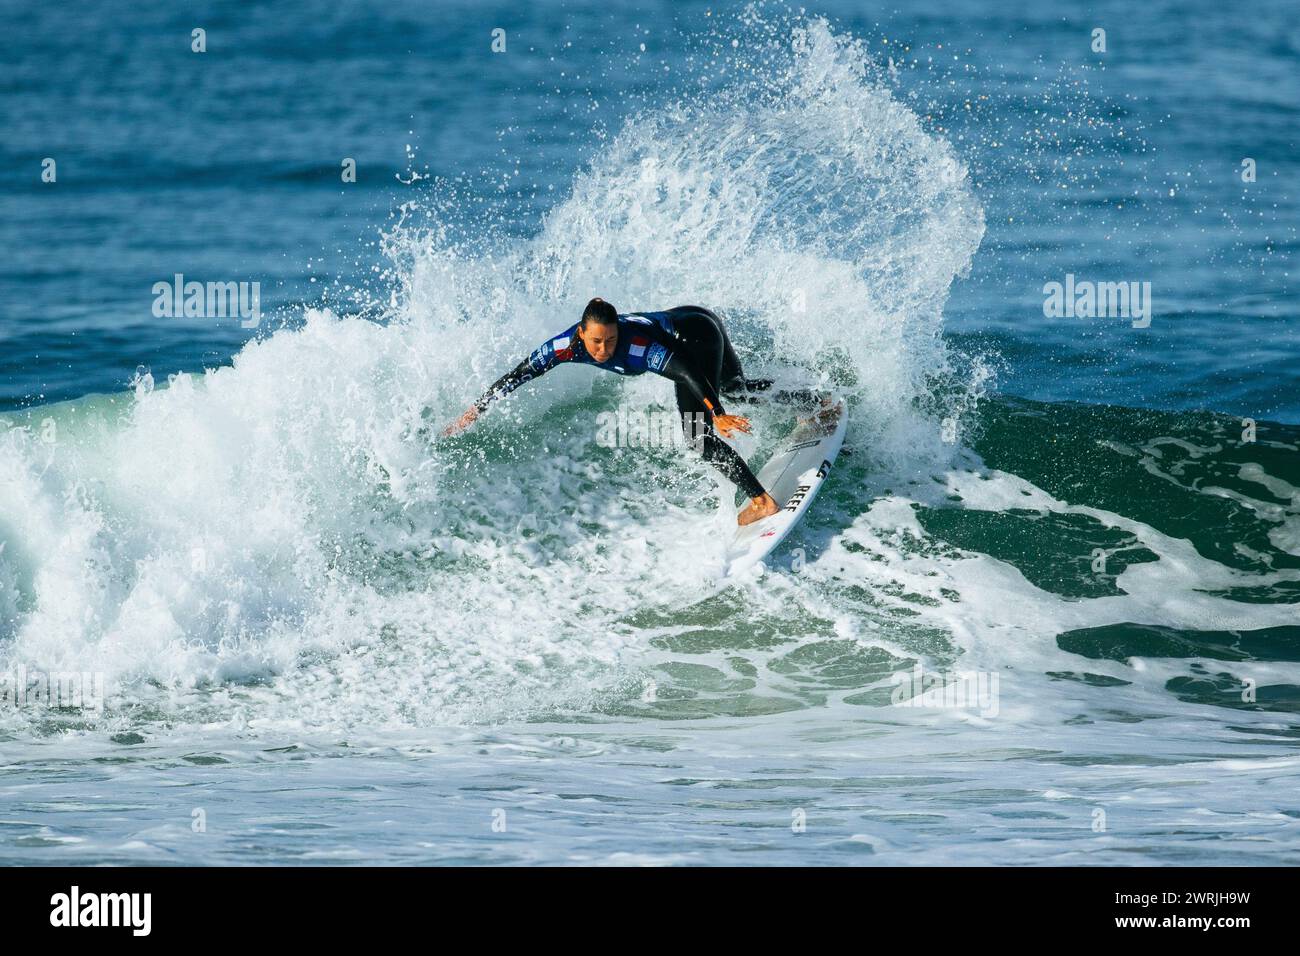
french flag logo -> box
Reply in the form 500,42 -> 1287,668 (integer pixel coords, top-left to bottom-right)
629,335 -> 649,358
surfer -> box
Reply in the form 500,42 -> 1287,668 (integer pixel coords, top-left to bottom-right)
443,298 -> 782,526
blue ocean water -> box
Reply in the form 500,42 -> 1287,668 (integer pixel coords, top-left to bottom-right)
3,1 -> 1294,416
1,0 -> 1297,865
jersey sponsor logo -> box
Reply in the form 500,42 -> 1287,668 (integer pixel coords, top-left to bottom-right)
529,334 -> 575,370
646,342 -> 669,371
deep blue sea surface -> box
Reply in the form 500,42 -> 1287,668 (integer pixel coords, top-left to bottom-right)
1,0 -> 1297,865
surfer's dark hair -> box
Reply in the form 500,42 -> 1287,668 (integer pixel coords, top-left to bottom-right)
579,297 -> 618,330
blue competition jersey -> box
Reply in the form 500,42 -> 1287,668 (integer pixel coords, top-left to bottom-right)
474,308 -> 727,415
626,311 -> 678,335
525,313 -> 677,377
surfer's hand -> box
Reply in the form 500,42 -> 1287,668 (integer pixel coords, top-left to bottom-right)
442,406 -> 480,437
713,414 -> 752,438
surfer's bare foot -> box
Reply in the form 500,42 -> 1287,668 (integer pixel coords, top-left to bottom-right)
738,493 -> 779,526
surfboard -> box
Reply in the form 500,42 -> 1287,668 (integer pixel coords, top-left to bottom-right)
724,394 -> 847,577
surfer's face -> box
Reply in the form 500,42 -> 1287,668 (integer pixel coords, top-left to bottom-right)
578,321 -> 618,363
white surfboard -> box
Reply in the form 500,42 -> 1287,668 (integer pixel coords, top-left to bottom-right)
724,395 -> 847,577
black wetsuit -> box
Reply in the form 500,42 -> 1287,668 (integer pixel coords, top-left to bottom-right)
474,305 -> 769,499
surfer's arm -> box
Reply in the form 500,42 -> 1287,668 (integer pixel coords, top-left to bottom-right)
443,337 -> 569,436
472,357 -> 544,412
659,352 -> 725,415
658,353 -> 751,437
